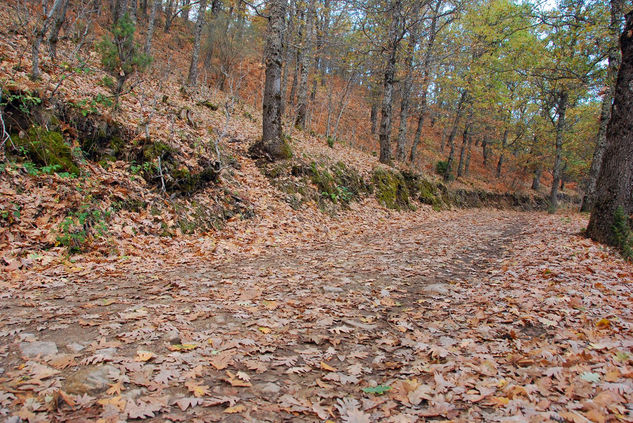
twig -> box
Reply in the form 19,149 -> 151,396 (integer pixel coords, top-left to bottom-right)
0,91 -> 14,160
158,155 -> 166,193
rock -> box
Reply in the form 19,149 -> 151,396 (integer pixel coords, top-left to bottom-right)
422,283 -> 449,295
255,382 -> 281,394
323,286 -> 344,293
20,341 -> 58,358
19,333 -> 36,342
63,365 -> 120,395
66,342 -> 85,353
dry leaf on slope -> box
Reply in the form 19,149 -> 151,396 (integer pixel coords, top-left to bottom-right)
224,404 -> 246,414
224,371 -> 252,387
174,397 -> 203,411
125,400 -> 162,419
209,351 -> 233,370
185,380 -> 210,397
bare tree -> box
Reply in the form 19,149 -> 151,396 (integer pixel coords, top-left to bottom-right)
145,0 -> 160,55
47,0 -> 70,61
187,0 -> 208,86
395,10 -> 421,161
295,0 -> 315,129
32,0 -> 66,79
548,91 -> 568,210
378,0 -> 403,164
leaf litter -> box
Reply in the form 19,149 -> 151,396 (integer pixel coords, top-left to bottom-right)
0,209 -> 632,421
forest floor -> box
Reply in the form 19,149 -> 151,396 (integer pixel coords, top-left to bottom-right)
1,209 -> 632,422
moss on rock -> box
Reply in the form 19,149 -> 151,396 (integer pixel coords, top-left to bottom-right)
372,168 -> 411,210
12,127 -> 80,175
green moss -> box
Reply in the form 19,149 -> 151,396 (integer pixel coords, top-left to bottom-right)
168,164 -> 219,195
12,127 -> 80,176
613,206 -> 633,260
143,141 -> 174,162
278,136 -> 293,159
372,168 -> 411,210
310,162 -> 336,196
197,100 -> 219,111
109,136 -> 125,155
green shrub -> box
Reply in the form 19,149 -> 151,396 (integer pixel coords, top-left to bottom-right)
57,207 -> 111,253
97,13 -> 151,109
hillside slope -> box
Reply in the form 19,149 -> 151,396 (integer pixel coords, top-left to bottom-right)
0,3 -> 576,279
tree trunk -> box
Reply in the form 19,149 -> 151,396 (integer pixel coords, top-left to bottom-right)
396,23 -> 419,161
47,0 -> 70,61
331,71 -> 356,140
482,136 -> 489,166
496,129 -> 508,178
549,91 -> 568,211
532,166 -> 542,190
183,0 -> 191,23
164,0 -> 175,31
289,9 -> 304,106
187,0 -> 207,86
128,0 -> 137,23
295,0 -> 314,129
409,112 -> 424,163
587,13 -> 633,244
457,121 -> 470,179
370,102 -> 378,135
378,0 -> 402,164
144,0 -> 159,55
140,0 -> 147,19
31,0 -> 66,79
408,0 -> 441,163
464,133 -> 472,177
581,0 -> 623,212
251,0 -> 287,161
444,91 -> 468,181
280,0 -> 295,117
211,0 -> 221,15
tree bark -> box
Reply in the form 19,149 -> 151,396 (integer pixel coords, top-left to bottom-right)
581,0 -> 623,212
549,91 -> 568,211
396,22 -> 419,161
444,90 -> 468,181
587,11 -> 633,245
295,0 -> 315,129
164,0 -> 175,31
289,8 -> 304,106
457,121 -> 471,179
47,0 -> 70,61
464,133 -> 472,177
280,0 -> 295,117
251,0 -> 287,161
496,129 -> 508,178
482,136 -> 489,166
409,112 -> 424,163
187,0 -> 207,86
370,102 -> 378,135
31,0 -> 66,79
532,166 -> 542,190
409,0 -> 441,163
144,0 -> 159,55
378,0 -> 402,164
331,71 -> 356,140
